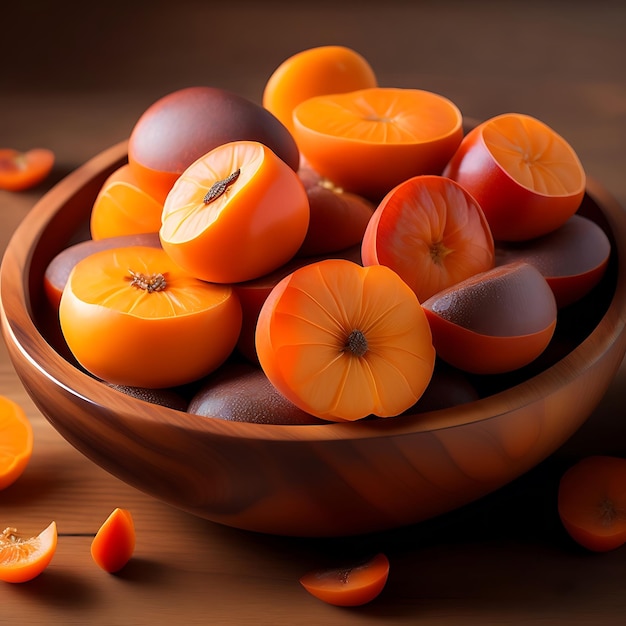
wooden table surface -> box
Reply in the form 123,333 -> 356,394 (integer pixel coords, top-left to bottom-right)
2,2 -> 626,624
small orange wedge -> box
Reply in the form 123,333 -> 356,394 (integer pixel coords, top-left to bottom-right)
0,522 -> 57,583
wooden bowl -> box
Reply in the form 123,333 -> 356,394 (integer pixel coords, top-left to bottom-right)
2,141 -> 626,537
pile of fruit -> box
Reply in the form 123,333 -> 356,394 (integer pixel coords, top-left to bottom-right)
44,45 -> 611,425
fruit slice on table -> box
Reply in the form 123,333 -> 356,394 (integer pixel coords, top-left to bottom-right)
128,86 -> 300,203
0,396 -> 33,491
292,87 -> 463,200
361,175 -> 495,303
59,245 -> 242,388
90,164 -> 163,240
44,232 -> 161,310
443,113 -> 586,241
299,553 -> 390,607
558,455 -> 626,552
91,508 -> 135,573
422,261 -> 557,374
160,140 -> 310,284
296,164 -> 375,257
495,214 -> 611,308
0,148 -> 55,191
262,45 -> 378,135
255,258 -> 436,421
0,522 -> 57,583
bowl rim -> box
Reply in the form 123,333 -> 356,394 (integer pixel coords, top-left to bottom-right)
2,140 -> 626,443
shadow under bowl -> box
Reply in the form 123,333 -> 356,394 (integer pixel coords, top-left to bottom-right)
2,141 -> 626,537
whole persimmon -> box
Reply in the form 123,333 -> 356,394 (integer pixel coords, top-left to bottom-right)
362,175 -> 495,303
256,258 -> 436,421
128,86 -> 300,204
262,45 -> 378,135
160,140 -> 310,284
59,245 -> 242,388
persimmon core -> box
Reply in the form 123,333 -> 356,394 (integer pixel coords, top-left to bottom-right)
599,497 -> 623,526
203,168 -> 240,204
127,270 -> 167,293
344,329 -> 368,357
430,240 -> 452,266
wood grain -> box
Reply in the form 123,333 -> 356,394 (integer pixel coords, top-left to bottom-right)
1,2 -> 626,623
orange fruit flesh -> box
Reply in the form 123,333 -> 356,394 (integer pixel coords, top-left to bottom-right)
0,522 -> 57,583
296,88 -> 461,145
257,259 -> 435,421
0,396 -> 33,491
482,114 -> 585,196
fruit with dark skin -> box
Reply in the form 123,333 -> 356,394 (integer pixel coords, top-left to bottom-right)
128,86 -> 300,203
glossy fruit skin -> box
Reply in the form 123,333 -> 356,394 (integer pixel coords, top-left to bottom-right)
361,174 -> 495,303
422,262 -> 557,374
128,86 -> 300,203
160,140 -> 310,284
91,508 -> 135,573
443,113 -> 586,241
558,456 -> 626,552
0,395 -> 33,491
262,45 -> 378,135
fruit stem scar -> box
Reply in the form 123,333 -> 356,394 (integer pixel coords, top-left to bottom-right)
203,168 -> 241,204
344,329 -> 368,357
127,270 -> 167,293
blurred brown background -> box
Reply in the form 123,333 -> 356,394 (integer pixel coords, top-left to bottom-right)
1,0 -> 625,207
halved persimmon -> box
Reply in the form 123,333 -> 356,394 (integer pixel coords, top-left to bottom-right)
0,396 -> 33,491
300,553 -> 389,607
422,261 -> 557,374
262,45 -> 378,135
0,522 -> 57,583
91,508 -> 135,573
90,164 -> 163,240
558,455 -> 626,552
362,175 -> 495,303
160,140 -> 309,284
443,113 -> 586,241
0,148 -> 55,191
255,258 -> 436,421
59,245 -> 242,388
292,87 -> 463,200
44,232 -> 161,311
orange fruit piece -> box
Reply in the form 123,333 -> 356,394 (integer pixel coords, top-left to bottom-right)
255,258 -> 436,421
90,164 -> 163,240
444,113 -> 586,241
262,45 -> 378,135
300,553 -> 390,607
0,522 -> 57,583
0,148 -> 55,191
361,174 -> 495,303
160,140 -> 310,284
91,508 -> 136,573
558,456 -> 626,552
292,87 -> 463,200
0,396 -> 33,491
59,245 -> 242,388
